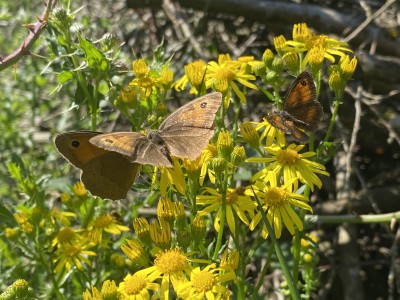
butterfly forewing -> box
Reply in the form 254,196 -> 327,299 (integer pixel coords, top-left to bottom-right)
161,127 -> 215,160
55,131 -> 106,169
267,71 -> 323,142
283,71 -> 322,131
159,92 -> 222,131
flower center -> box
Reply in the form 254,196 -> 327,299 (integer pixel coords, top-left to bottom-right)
225,191 -> 238,205
154,248 -> 188,274
265,187 -> 287,207
277,149 -> 300,165
57,228 -> 75,243
124,274 -> 147,295
94,214 -> 112,229
192,270 -> 215,292
64,245 -> 80,257
215,67 -> 235,82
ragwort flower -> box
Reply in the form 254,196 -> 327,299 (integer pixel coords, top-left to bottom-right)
118,270 -> 160,299
196,188 -> 256,234
205,54 -> 257,105
175,263 -> 236,300
247,143 -> 329,191
246,176 -> 312,239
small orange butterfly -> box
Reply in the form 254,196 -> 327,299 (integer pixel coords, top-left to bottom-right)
267,71 -> 323,143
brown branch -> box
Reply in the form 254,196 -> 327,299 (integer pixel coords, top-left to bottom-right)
126,0 -> 400,56
0,0 -> 57,72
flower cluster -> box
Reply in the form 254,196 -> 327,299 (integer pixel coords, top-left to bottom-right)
3,21 -> 359,299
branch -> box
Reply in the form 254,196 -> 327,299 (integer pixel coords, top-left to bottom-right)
127,0 -> 400,56
0,0 -> 57,72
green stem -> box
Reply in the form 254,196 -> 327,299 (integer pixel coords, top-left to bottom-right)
252,243 -> 274,298
252,187 -> 301,300
324,92 -> 342,143
212,168 -> 229,260
36,241 -> 63,299
82,197 -> 98,228
306,211 -> 400,224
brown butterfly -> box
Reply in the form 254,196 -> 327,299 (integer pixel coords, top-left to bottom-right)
89,92 -> 222,167
266,71 -> 323,143
55,131 -> 141,200
55,92 -> 222,200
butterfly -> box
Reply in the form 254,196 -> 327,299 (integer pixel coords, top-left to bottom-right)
266,71 -> 323,143
55,92 -> 222,200
89,92 -> 222,167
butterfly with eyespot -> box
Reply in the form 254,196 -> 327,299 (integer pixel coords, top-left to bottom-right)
55,92 -> 222,200
266,71 -> 323,143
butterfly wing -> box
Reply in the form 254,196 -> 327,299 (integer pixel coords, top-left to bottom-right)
54,131 -> 107,169
159,92 -> 222,160
266,113 -> 309,143
54,131 -> 140,200
283,71 -> 323,131
82,151 -> 140,200
90,132 -> 173,167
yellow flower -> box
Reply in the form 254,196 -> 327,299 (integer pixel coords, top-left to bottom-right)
5,227 -> 18,239
52,227 -> 83,249
174,60 -> 207,94
152,159 -> 186,197
83,280 -> 118,300
133,217 -> 152,247
101,280 -> 118,299
118,270 -> 160,299
150,219 -> 172,249
121,239 -> 149,267
53,241 -> 96,273
157,197 -> 176,225
191,215 -> 206,243
248,143 -> 329,191
73,181 -> 87,197
83,286 -> 101,300
217,130 -> 233,161
199,144 -> 218,186
246,176 -> 312,239
141,248 -> 195,298
206,54 -> 257,105
339,54 -> 358,81
116,82 -> 139,109
276,23 -> 353,69
196,188 -> 256,234
220,249 -> 239,271
132,58 -> 149,78
14,212 -> 33,235
158,67 -> 174,90
240,122 -> 261,149
88,213 -> 129,244
253,118 -> 286,147
282,51 -> 300,74
175,264 -> 236,300
231,146 -> 246,167
50,208 -> 76,227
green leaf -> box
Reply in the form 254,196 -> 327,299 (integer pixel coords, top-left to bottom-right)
78,35 -> 108,73
57,71 -> 74,84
